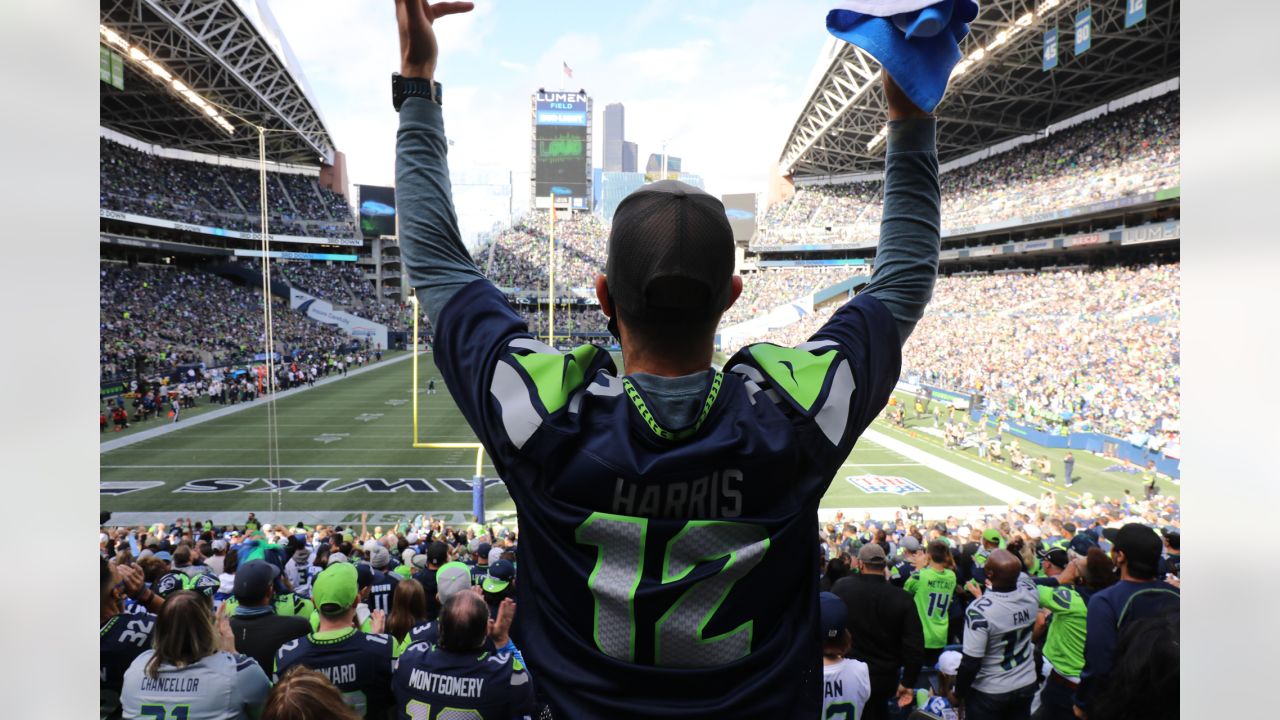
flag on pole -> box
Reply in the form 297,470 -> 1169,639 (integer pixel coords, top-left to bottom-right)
563,61 -> 574,79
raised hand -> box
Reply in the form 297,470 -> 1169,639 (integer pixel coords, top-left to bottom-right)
395,0 -> 475,79
883,71 -> 930,121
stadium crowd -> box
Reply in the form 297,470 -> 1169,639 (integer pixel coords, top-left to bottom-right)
99,479 -> 1178,719
100,263 -> 358,381
759,92 -> 1180,246
741,263 -> 1180,448
100,138 -> 359,240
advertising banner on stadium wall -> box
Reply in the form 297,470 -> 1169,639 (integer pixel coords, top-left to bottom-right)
289,288 -> 388,349
99,208 -> 362,247
1120,220 -> 1180,245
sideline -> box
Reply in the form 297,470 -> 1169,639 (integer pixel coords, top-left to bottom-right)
861,428 -> 1037,505
100,352 -> 414,454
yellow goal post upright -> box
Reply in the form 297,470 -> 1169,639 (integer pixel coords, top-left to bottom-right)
409,294 -> 489,522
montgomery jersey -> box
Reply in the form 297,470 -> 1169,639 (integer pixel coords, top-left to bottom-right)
962,575 -> 1040,693
822,658 -> 871,720
434,280 -> 900,718
904,567 -> 957,649
275,628 -> 395,718
121,651 -> 269,720
101,612 -> 156,720
1037,584 -> 1088,678
392,643 -> 535,720
366,568 -> 400,614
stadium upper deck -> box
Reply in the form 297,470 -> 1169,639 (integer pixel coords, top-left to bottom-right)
100,0 -> 338,165
778,0 -> 1179,179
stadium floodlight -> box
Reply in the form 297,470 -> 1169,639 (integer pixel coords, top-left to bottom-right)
100,25 -> 129,52
1016,12 -> 1035,27
866,126 -> 889,151
1037,0 -> 1062,13
99,24 -> 235,136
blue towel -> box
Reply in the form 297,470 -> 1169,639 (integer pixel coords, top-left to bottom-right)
826,0 -> 979,113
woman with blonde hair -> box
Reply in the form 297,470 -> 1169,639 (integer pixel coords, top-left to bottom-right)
262,666 -> 362,720
120,591 -> 270,719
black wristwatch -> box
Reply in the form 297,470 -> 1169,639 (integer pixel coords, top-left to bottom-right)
392,73 -> 442,111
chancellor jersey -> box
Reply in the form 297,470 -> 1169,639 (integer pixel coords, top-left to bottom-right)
434,280 -> 901,718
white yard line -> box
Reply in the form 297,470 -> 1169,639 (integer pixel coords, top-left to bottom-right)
860,428 -> 1037,505
100,353 -> 414,454
841,463 -> 923,467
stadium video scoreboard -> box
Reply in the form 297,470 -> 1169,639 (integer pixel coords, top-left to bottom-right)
532,91 -> 592,210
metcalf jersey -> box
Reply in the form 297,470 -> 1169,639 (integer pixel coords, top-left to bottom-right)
905,567 -> 957,649
434,280 -> 901,718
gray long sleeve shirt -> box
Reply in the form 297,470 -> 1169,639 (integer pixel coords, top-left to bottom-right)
395,98 -> 940,420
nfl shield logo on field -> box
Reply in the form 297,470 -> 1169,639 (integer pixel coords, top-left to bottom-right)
846,475 -> 929,495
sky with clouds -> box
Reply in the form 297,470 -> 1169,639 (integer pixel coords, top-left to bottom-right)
269,0 -> 834,241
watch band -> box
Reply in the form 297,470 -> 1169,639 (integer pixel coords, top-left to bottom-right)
392,73 -> 442,111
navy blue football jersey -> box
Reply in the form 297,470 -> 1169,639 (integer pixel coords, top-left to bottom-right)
100,612 -> 156,720
404,620 -> 498,656
366,568 -> 401,615
392,643 -> 535,720
433,280 -> 901,718
275,628 -> 395,719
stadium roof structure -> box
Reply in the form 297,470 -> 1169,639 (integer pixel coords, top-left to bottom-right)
100,0 -> 336,165
779,0 -> 1179,178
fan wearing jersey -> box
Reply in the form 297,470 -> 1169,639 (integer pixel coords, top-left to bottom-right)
275,563 -> 396,719
1030,548 -> 1088,720
820,592 -> 871,720
363,547 -> 401,615
955,550 -> 1040,720
392,591 -> 536,719
101,560 -> 164,720
393,1 -> 941,715
120,591 -> 270,720
904,539 -> 958,665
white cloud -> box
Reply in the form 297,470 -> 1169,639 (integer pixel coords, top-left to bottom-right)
268,0 -> 836,239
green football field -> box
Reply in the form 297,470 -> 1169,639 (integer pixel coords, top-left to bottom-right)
100,351 -> 1178,527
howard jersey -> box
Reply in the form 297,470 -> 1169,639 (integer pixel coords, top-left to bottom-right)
120,651 -> 269,720
904,567 -> 957,649
434,280 -> 900,718
962,575 -> 1040,694
392,643 -> 535,720
101,612 -> 156,720
822,658 -> 871,720
275,629 -> 395,718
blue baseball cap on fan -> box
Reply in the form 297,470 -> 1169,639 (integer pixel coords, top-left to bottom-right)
819,592 -> 848,639
826,0 -> 980,112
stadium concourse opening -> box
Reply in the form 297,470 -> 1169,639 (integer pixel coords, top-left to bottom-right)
99,1 -> 1180,719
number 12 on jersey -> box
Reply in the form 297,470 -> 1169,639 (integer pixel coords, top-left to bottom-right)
575,513 -> 770,668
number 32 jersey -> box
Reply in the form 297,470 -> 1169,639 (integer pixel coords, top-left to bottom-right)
434,280 -> 901,719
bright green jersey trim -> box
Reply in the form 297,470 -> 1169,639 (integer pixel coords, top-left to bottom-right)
906,567 -> 956,649
622,372 -> 722,442
746,344 -> 838,411
310,627 -> 358,643
511,344 -> 601,414
1037,584 -> 1087,677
